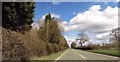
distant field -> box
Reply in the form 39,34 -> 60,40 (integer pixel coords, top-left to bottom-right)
87,50 -> 120,57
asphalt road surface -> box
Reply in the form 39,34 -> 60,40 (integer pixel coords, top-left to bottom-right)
55,49 -> 119,62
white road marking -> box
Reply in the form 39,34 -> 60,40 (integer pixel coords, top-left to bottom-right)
72,50 -> 78,55
72,49 -> 87,59
79,54 -> 86,59
55,49 -> 68,60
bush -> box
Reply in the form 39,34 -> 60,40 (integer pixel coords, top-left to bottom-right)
2,28 -> 48,61
46,43 -> 54,55
24,30 -> 47,57
52,44 -> 59,53
2,27 -> 68,61
2,28 -> 28,62
86,44 -> 101,50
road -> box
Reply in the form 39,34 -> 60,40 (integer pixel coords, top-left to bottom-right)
55,49 -> 119,62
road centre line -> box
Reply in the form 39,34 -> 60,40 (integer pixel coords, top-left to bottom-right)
72,50 -> 78,54
72,49 -> 87,59
55,49 -> 69,60
79,54 -> 86,59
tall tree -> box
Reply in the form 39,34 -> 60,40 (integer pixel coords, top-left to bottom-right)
45,13 -> 54,24
76,32 -> 89,47
39,13 -> 68,46
2,3 -> 18,31
45,13 -> 54,42
2,2 -> 35,33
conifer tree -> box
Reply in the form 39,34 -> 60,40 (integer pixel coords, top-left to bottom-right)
2,2 -> 35,33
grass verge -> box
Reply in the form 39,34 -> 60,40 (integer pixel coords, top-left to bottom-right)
28,49 -> 67,62
86,50 -> 120,57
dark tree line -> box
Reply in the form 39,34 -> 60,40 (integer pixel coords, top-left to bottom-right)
2,2 -> 35,33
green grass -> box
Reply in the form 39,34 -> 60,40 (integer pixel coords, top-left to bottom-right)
29,49 -> 67,61
86,50 -> 120,57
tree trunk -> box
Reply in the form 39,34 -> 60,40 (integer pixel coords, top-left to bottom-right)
80,42 -> 82,47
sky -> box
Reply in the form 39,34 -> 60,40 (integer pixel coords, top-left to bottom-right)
32,2 -> 119,47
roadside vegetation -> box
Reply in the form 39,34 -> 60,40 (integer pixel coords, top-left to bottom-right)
87,50 -> 119,57
2,2 -> 68,62
30,49 -> 67,60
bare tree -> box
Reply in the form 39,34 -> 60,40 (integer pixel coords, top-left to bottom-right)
76,32 -> 89,47
109,28 -> 120,49
109,28 -> 119,42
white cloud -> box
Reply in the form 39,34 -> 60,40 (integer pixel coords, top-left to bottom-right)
62,5 -> 118,44
51,13 -> 61,18
89,5 -> 101,11
73,12 -> 77,15
114,0 -> 120,2
68,5 -> 118,33
31,22 -> 39,30
52,2 -> 59,5
64,35 -> 76,47
64,35 -> 76,42
52,0 -> 60,5
95,32 -> 110,40
58,21 -> 74,32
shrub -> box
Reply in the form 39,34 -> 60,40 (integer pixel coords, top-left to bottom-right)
2,28 -> 48,61
2,27 -> 68,61
2,28 -> 28,62
46,43 -> 54,55
24,30 -> 47,57
52,44 -> 59,53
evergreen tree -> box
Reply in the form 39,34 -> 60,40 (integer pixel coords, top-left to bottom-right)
2,3 -> 18,31
2,2 -> 35,33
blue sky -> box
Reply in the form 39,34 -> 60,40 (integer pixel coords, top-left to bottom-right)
33,2 -> 118,46
34,2 -> 118,21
